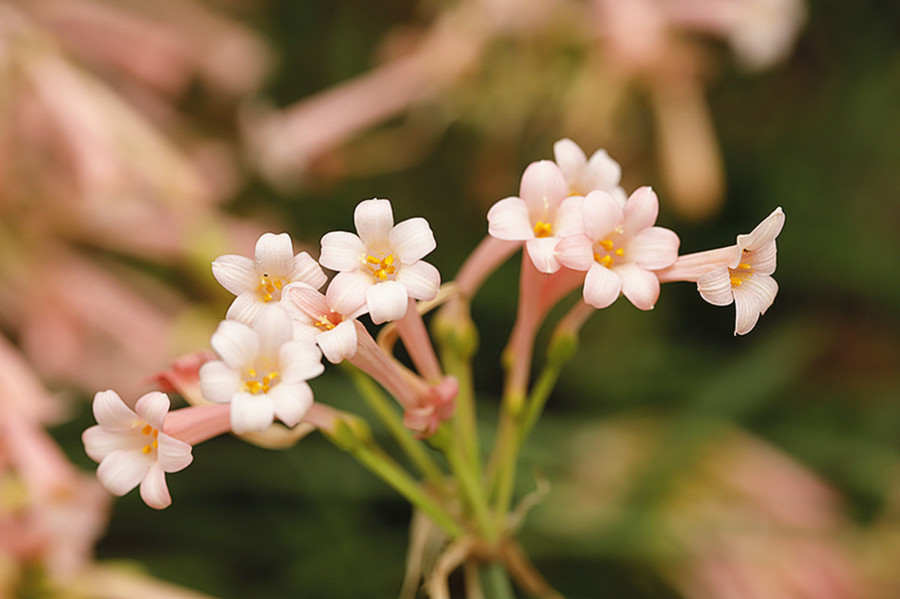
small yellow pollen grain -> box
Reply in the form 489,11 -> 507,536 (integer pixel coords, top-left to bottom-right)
142,424 -> 152,435
533,221 -> 553,238
142,445 -> 152,455
598,239 -> 614,251
614,248 -> 625,257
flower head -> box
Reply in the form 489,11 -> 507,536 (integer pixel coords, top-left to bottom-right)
283,280 -> 368,364
556,187 -> 680,310
553,138 -> 628,205
318,199 -> 441,324
212,232 -> 327,324
199,307 -> 325,433
487,160 -> 585,273
82,390 -> 193,509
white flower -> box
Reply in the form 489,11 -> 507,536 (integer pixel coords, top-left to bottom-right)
553,138 -> 628,205
319,199 -> 441,324
199,307 -> 325,433
282,280 -> 368,364
212,232 -> 327,324
82,390 -> 192,509
487,160 -> 585,273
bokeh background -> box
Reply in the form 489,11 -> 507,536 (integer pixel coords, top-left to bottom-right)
3,0 -> 899,597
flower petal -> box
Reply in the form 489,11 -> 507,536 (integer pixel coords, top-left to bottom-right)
525,237 -> 561,273
92,390 -> 137,430
317,320 -> 358,364
325,272 -> 370,317
319,231 -> 366,272
583,263 -> 622,309
733,274 -> 779,335
139,462 -> 172,509
366,280 -> 409,324
520,160 -> 567,221
396,261 -> 441,301
269,382 -> 314,427
253,305 -> 294,356
748,241 -> 777,275
582,190 -> 624,240
156,433 -> 193,473
280,341 -> 325,382
555,234 -> 593,271
83,427 -> 133,462
354,199 -> 394,245
211,255 -> 257,296
134,392 -> 170,431
255,233 -> 295,276
290,252 -> 327,289
390,217 -> 436,263
210,320 -> 259,369
697,267 -> 735,306
738,207 -> 785,252
284,282 -> 329,323
553,138 -> 587,183
225,293 -> 263,325
554,195 -> 585,237
198,360 -> 241,404
487,197 -> 533,240
97,450 -> 149,496
629,227 -> 680,270
230,393 -> 275,434
583,149 -> 622,192
623,186 -> 659,233
617,263 -> 661,310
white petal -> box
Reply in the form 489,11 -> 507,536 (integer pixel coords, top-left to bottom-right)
255,233 -> 295,277
390,218 -> 436,263
134,392 -> 170,431
583,149 -> 622,192
225,293 -> 263,325
732,275 -> 778,336
199,360 -> 241,404
280,341 -> 325,382
396,261 -> 441,301
253,305 -> 294,355
697,267 -> 735,306
628,227 -> 680,270
554,195 -> 585,237
319,231 -> 366,272
290,252 -> 327,289
526,237 -> 561,273
748,241 -> 777,275
623,186 -> 659,233
317,320 -> 358,364
97,450 -> 149,496
139,462 -> 172,509
156,433 -> 193,473
354,199 -> 394,245
582,190 -> 624,240
230,393 -> 275,434
210,320 -> 259,369
92,390 -> 137,430
555,234 -> 593,271
269,382 -> 313,427
617,263 -> 661,310
553,138 -> 587,183
487,197 -> 533,240
738,207 -> 785,252
284,283 -> 329,321
583,264 -> 622,309
611,187 -> 628,207
325,273 -> 370,317
211,255 -> 257,296
83,426 -> 133,462
520,161 -> 567,221
366,280 -> 409,324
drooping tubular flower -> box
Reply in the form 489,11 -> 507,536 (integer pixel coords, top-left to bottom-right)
319,199 -> 441,325
199,307 -> 325,434
282,280 -> 368,364
82,390 -> 193,509
553,138 -> 628,205
487,160 -> 585,274
658,207 -> 785,335
212,232 -> 327,324
556,187 -> 680,310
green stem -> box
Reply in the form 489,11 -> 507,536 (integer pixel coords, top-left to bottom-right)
480,562 -> 516,599
431,427 -> 494,540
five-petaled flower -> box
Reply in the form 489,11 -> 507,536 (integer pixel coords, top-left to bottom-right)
82,390 -> 193,510
553,138 -> 628,205
319,199 -> 441,324
199,307 -> 325,434
212,232 -> 327,324
556,187 -> 680,310
283,281 -> 368,364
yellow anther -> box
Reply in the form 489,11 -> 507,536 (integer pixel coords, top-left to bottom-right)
737,262 -> 752,270
257,273 -> 286,303
594,253 -> 613,267
316,315 -> 337,331
365,254 -> 397,281
142,445 -> 152,455
599,239 -> 614,251
614,248 -> 625,257
142,424 -> 153,435
366,255 -> 381,265
730,276 -> 743,287
533,221 -> 553,238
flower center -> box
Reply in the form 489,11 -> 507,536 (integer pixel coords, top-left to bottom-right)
315,311 -> 342,332
592,231 -> 625,268
729,261 -> 753,287
257,273 -> 286,302
243,367 -> 280,394
140,423 -> 159,455
365,253 -> 396,282
533,220 -> 553,238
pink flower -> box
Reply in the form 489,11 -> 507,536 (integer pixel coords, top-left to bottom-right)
82,390 -> 193,509
553,138 -> 628,204
212,232 -> 327,324
319,199 -> 441,324
282,281 -> 368,364
556,187 -> 680,310
487,160 -> 585,273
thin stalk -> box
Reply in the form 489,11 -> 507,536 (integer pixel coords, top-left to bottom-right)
480,562 -> 516,599
432,427 -> 494,540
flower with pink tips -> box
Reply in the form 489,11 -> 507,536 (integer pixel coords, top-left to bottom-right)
319,199 -> 441,325
553,138 -> 628,205
82,390 -> 193,510
556,187 -> 680,310
487,160 -> 585,273
212,232 -> 327,324
282,281 -> 368,364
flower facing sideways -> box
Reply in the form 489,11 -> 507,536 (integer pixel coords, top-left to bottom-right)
283,281 -> 368,364
82,390 -> 193,509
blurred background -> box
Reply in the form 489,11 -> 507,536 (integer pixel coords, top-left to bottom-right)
2,0 -> 899,597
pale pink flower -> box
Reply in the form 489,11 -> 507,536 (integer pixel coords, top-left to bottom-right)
319,199 -> 440,324
556,187 -> 680,310
282,281 -> 368,364
82,390 -> 193,510
212,232 -> 327,324
553,138 -> 628,204
199,307 -> 324,434
487,160 -> 585,273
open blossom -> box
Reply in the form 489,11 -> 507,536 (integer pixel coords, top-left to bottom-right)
82,390 -> 193,509
319,199 -> 440,324
556,187 -> 680,310
212,232 -> 327,324
199,307 -> 325,434
282,281 -> 368,364
553,138 -> 628,205
487,160 -> 585,273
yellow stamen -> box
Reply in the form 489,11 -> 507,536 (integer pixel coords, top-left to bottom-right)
365,253 -> 397,282
142,424 -> 153,436
737,262 -> 752,270
593,253 -> 613,267
614,248 -> 625,257
598,239 -> 614,251
257,273 -> 287,303
730,276 -> 743,287
244,369 -> 280,394
142,445 -> 152,455
533,221 -> 553,238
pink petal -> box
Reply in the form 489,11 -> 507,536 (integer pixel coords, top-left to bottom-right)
284,282 -> 329,321
738,207 -> 785,252
582,190 -> 624,240
520,161 -> 567,221
354,198 -> 394,245
290,252 -> 327,289
748,241 -> 777,275
156,433 -> 193,473
269,382 -> 314,427
255,233 -> 295,276
139,462 -> 172,509
622,186 -> 659,233
97,450 -> 149,496
253,305 -> 294,355
553,138 -> 588,183
319,231 -> 366,272
210,320 -> 259,369
225,292 -> 263,324
92,390 -> 137,430
280,341 -> 325,382
325,272 -> 370,317
389,217 -> 436,263
628,227 -> 680,270
83,426 -> 133,462
487,197 -> 533,240
583,149 -> 622,192
396,261 -> 440,301
526,237 -> 561,273
697,267 -> 735,306
554,195 -> 585,237
366,280 -> 409,324
733,275 -> 779,335
211,255 -> 257,295
134,392 -> 170,431
583,263 -> 622,309
198,360 -> 241,404
555,234 -> 594,271
230,393 -> 275,434
317,320 -> 358,364
617,263 -> 661,310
